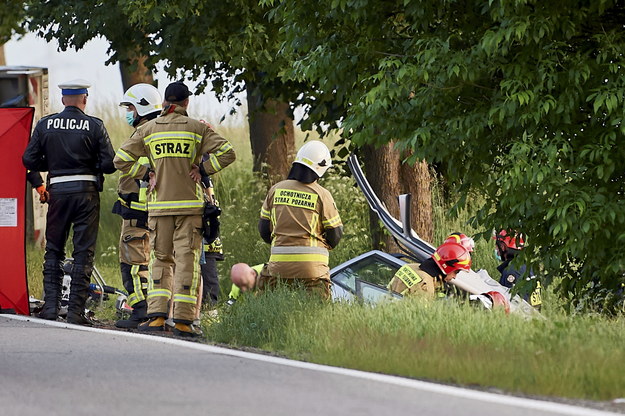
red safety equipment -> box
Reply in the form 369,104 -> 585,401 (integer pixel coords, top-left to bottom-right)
484,291 -> 510,314
432,242 -> 472,275
444,232 -> 475,252
494,229 -> 525,250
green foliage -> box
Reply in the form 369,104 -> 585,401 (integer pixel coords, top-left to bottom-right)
0,1 -> 27,43
266,0 -> 625,311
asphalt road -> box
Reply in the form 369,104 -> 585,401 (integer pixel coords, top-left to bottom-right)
0,315 -> 620,416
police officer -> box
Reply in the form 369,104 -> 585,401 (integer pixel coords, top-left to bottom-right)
113,84 -> 162,328
22,79 -> 116,325
258,140 -> 343,299
114,81 -> 236,337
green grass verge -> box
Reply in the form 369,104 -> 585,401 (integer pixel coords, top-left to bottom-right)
207,288 -> 625,401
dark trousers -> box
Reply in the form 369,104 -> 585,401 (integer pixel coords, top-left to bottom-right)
42,182 -> 100,317
201,258 -> 220,305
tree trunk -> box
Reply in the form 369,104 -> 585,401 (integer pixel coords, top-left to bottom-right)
118,49 -> 154,91
0,44 -> 5,66
362,143 -> 433,253
246,79 -> 295,182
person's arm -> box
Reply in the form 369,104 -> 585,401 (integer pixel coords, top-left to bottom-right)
325,226 -> 343,249
95,120 -> 116,174
258,218 -> 272,244
114,130 -> 150,180
198,124 -> 236,176
27,171 -> 48,203
259,190 -> 273,244
22,125 -> 47,172
321,190 -> 343,249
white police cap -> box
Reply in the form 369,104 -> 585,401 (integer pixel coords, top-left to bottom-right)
58,79 -> 91,95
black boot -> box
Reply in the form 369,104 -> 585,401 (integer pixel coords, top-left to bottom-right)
66,264 -> 94,326
115,300 -> 148,329
38,261 -> 63,320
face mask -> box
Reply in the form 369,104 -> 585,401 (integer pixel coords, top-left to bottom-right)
125,111 -> 135,126
494,249 -> 502,262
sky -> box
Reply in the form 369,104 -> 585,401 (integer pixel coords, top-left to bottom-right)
4,33 -> 246,125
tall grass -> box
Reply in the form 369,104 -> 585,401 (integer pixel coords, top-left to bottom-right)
209,288 -> 625,401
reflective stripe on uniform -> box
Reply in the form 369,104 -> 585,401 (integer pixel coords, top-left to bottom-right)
209,153 -> 221,172
147,289 -> 172,299
148,200 -> 204,209
173,294 -> 197,304
115,148 -> 135,162
323,214 -> 342,228
215,141 -> 233,156
271,246 -> 329,255
269,253 -> 329,262
260,207 -> 270,220
131,264 -> 145,303
49,175 -> 97,184
130,201 -> 147,211
143,131 -> 202,145
309,213 -> 320,247
269,246 -> 329,263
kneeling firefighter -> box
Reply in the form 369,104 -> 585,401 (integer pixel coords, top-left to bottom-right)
113,83 -> 162,328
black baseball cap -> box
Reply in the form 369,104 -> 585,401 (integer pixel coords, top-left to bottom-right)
164,81 -> 192,102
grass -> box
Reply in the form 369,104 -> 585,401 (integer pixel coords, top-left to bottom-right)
208,287 -> 625,401
25,106 -> 625,403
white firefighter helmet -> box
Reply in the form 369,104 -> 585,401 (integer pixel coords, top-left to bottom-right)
293,140 -> 333,177
120,83 -> 162,116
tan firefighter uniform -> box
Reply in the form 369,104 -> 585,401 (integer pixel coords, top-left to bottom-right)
114,105 -> 236,323
259,179 -> 342,298
387,263 -> 445,299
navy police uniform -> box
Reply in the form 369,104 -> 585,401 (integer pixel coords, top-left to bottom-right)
22,79 -> 116,324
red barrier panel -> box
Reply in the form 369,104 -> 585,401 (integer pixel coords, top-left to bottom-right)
0,107 -> 34,315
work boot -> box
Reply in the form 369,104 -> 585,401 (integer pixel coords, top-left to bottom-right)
137,316 -> 166,332
38,265 -> 61,321
66,311 -> 96,326
66,264 -> 92,326
173,323 -> 202,338
115,300 -> 148,329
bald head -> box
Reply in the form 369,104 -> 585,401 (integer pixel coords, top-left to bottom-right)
230,263 -> 257,292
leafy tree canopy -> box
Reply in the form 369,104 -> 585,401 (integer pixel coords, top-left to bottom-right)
265,0 -> 625,309
0,1 -> 27,43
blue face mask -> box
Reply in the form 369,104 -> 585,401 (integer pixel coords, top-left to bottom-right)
125,111 -> 135,126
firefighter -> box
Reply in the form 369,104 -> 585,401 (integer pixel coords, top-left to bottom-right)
258,140 -> 343,299
444,232 -> 475,253
199,173 -> 223,308
387,242 -> 472,298
22,79 -> 116,325
114,81 -> 236,337
113,83 -> 162,329
494,229 -> 542,309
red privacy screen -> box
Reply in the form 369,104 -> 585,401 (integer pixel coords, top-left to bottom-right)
0,107 -> 34,315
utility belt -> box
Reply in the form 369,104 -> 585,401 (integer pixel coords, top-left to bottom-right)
48,173 -> 104,192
